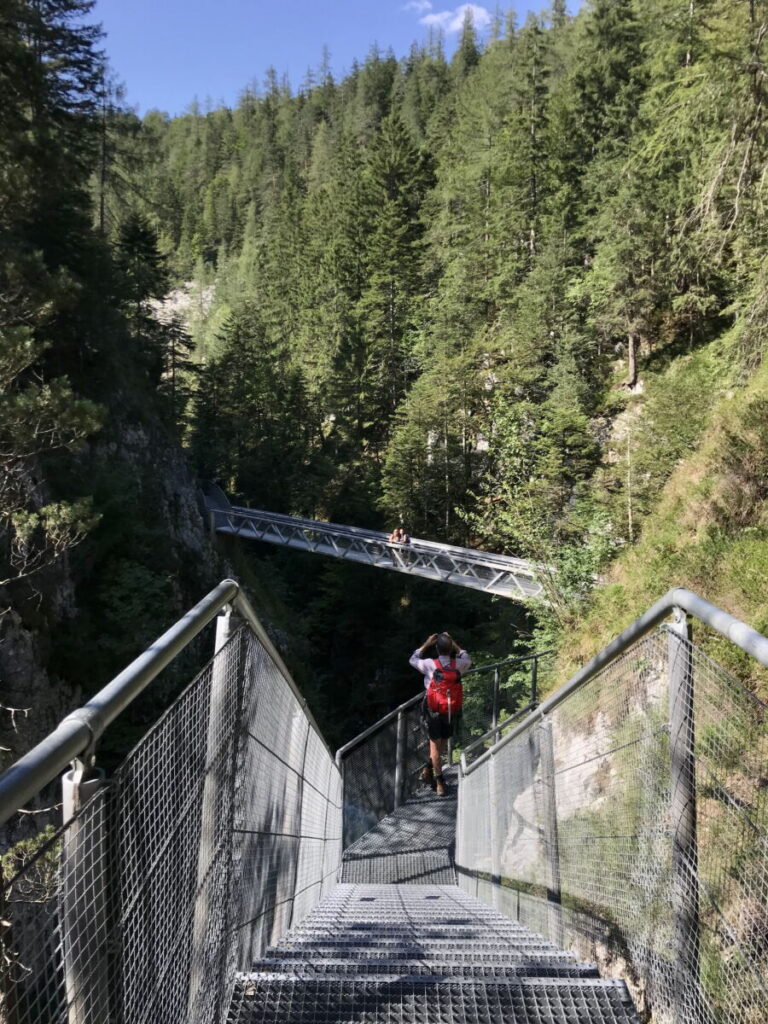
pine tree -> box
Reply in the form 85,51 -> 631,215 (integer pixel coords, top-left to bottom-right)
0,0 -> 104,590
116,213 -> 170,375
356,113 -> 428,442
157,315 -> 196,434
451,9 -> 482,80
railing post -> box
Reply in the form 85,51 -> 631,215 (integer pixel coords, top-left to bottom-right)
492,667 -> 500,736
488,750 -> 500,909
536,716 -> 563,948
668,607 -> 701,1021
394,711 -> 406,808
188,605 -> 238,1020
336,752 -> 351,848
530,656 -> 538,706
61,763 -> 110,1024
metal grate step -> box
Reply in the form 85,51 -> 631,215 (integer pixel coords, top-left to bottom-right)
339,852 -> 456,885
227,976 -> 640,1024
288,919 -> 547,934
250,959 -> 600,979
228,871 -> 640,1023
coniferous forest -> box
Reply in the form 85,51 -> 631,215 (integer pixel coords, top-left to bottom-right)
3,0 -> 768,769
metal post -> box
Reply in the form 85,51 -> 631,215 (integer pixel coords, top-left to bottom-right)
61,764 -> 110,1024
488,751 -> 500,909
339,756 -> 351,850
394,710 -> 406,808
537,717 -> 563,948
530,656 -> 538,706
188,606 -> 238,1020
668,607 -> 701,1021
492,667 -> 500,737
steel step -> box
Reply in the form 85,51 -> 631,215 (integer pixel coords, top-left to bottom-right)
249,958 -> 601,979
270,934 -> 564,949
227,976 -> 640,1024
288,922 -> 544,936
228,872 -> 640,1023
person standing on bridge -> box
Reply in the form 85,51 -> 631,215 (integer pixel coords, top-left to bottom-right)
410,632 -> 471,796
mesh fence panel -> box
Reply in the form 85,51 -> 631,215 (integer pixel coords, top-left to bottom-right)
0,620 -> 342,1024
339,661 -> 542,848
457,629 -> 768,1024
340,698 -> 428,847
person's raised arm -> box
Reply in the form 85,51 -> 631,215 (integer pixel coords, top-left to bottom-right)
417,633 -> 438,657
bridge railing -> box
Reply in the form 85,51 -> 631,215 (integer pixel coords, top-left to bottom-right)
0,580 -> 342,1024
457,589 -> 768,1024
204,495 -> 545,600
335,651 -> 551,847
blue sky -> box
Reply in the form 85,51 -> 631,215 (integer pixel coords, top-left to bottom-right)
92,1 -> 564,117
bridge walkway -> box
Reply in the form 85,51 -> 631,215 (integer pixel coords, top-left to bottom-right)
227,774 -> 640,1024
202,484 -> 544,600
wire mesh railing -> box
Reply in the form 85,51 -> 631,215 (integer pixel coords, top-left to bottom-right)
335,652 -> 550,848
336,694 -> 427,848
459,651 -> 553,767
0,585 -> 342,1024
3,578 -> 767,1024
457,616 -> 768,1024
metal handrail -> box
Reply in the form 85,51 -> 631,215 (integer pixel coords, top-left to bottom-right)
334,651 -> 552,767
0,578 -> 333,827
461,586 -> 768,776
462,650 -> 554,677
461,701 -> 537,760
335,692 -> 423,767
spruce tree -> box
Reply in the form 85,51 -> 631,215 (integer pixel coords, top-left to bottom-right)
357,113 -> 428,441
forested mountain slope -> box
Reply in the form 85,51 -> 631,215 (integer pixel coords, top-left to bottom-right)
3,0 -> 768,805
110,0 -> 768,694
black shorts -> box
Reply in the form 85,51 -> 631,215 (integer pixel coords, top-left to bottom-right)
421,698 -> 459,740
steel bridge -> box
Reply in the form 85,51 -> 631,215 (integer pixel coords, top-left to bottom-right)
202,487 -> 544,600
1,581 -> 767,1023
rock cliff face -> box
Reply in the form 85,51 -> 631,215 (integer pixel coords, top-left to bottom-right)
0,418 -> 224,844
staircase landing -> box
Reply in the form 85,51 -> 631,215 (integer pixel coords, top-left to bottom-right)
340,774 -> 457,885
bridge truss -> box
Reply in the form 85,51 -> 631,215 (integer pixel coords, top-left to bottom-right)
204,498 -> 544,600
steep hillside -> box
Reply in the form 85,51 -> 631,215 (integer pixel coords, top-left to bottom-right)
105,0 -> 768,685
556,349 -> 768,699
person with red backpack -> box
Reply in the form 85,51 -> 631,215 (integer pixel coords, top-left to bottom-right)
409,632 -> 472,796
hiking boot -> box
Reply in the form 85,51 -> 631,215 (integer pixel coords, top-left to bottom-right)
420,763 -> 435,788
435,774 -> 446,797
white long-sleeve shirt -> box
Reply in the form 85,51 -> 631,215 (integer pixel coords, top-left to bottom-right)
409,648 -> 472,689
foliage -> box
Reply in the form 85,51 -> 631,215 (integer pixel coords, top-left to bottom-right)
6,0 -> 768,765
1,826 -> 59,894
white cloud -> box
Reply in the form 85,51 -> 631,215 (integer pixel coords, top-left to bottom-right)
403,0 -> 433,11
420,3 -> 491,32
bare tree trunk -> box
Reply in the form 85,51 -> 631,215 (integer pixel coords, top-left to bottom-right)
626,333 -> 638,387
626,427 -> 634,544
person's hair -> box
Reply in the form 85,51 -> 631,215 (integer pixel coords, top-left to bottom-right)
436,633 -> 452,655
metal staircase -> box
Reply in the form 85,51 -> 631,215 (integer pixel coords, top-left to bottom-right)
227,780 -> 641,1024
1,581 -> 767,1024
202,484 -> 544,600
228,886 -> 639,1024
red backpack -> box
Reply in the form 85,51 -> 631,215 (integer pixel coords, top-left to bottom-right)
426,658 -> 463,719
